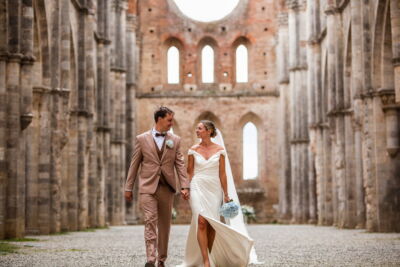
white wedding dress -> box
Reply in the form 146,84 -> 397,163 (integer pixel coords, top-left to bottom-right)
177,130 -> 262,267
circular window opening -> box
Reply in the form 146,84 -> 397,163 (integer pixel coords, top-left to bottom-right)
173,0 -> 240,22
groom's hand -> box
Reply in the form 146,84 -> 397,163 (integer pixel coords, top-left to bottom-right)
181,188 -> 190,200
125,191 -> 133,202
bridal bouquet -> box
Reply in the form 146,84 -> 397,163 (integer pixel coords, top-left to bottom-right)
219,200 -> 239,218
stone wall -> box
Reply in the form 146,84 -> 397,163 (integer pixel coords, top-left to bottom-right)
277,0 -> 400,232
1,0 -> 399,238
133,0 -> 281,223
0,0 -> 138,238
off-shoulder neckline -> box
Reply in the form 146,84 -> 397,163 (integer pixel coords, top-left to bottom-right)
188,148 -> 225,161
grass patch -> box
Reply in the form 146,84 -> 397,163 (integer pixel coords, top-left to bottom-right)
4,238 -> 40,242
78,225 -> 109,232
0,242 -> 19,255
80,228 -> 96,232
66,248 -> 86,252
49,226 -> 109,235
50,231 -> 70,236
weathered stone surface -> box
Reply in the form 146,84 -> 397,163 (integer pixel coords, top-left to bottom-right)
0,0 -> 399,239
0,225 -> 399,266
0,0 -> 136,238
277,0 -> 400,232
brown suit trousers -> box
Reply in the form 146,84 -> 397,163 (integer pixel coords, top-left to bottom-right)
125,131 -> 189,263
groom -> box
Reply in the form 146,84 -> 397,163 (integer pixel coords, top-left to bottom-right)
125,106 -> 190,267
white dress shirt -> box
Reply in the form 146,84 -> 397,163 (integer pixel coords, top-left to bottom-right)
152,128 -> 166,150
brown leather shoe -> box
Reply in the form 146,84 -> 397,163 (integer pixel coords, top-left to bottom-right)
145,262 -> 155,267
157,261 -> 165,267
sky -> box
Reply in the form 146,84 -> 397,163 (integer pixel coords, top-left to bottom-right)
173,0 -> 240,22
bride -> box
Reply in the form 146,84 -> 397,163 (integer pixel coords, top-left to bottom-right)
177,120 -> 262,267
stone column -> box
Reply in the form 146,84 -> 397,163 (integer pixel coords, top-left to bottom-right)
325,3 -> 339,226
108,0 -> 128,225
125,12 -> 139,224
77,5 -> 89,230
38,86 -> 52,235
359,0 -> 377,232
378,90 -> 400,232
59,0 -> 71,231
20,0 -> 35,235
0,0 -> 7,240
351,0 -> 366,229
5,0 -> 27,238
85,0 -> 97,229
49,0 -> 62,234
363,94 -> 377,231
67,109 -> 79,231
0,56 -> 6,239
329,4 -> 356,229
306,0 -> 318,224
297,2 -> 310,223
288,1 -> 310,223
103,0 -> 112,226
277,9 -> 291,222
288,2 -> 298,223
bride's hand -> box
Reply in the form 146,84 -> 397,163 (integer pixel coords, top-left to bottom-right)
224,195 -> 230,203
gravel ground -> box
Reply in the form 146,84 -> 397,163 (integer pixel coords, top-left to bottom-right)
1,224 -> 399,267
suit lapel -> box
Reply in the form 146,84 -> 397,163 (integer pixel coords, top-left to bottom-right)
160,132 -> 171,162
144,130 -> 160,162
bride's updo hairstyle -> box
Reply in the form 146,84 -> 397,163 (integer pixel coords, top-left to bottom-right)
200,120 -> 217,138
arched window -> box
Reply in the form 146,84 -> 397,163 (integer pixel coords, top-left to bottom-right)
202,45 -> 214,83
236,44 -> 248,82
243,122 -> 258,179
167,46 -> 179,84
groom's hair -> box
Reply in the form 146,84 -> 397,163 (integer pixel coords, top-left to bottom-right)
154,106 -> 174,122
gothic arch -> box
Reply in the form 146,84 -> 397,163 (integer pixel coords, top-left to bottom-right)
322,51 -> 328,117
344,23 -> 352,108
162,37 -> 185,85
239,111 -> 262,128
33,0 -> 51,85
371,0 -> 394,90
194,111 -> 222,129
232,36 -> 251,84
238,112 -> 263,180
380,1 -> 394,90
68,30 -> 78,110
197,37 -> 219,84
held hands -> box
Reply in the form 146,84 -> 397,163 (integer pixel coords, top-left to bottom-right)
125,191 -> 133,202
181,188 -> 190,200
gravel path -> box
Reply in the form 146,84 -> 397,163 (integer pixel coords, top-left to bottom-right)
1,224 -> 399,266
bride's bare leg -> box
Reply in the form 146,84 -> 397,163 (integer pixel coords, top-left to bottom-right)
197,215 -> 210,267
207,225 -> 216,252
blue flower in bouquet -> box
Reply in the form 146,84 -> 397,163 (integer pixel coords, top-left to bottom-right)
219,200 -> 239,218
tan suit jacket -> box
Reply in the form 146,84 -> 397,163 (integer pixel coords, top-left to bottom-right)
125,130 -> 189,194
